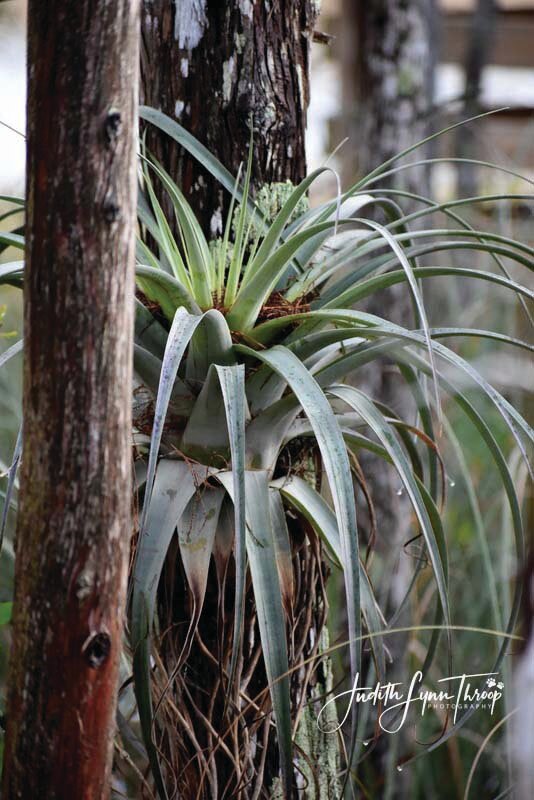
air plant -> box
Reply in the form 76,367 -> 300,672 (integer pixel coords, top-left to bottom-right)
0,108 -> 532,799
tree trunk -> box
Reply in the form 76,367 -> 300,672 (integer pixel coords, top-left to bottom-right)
512,305 -> 534,800
139,3 -> 332,797
342,0 -> 436,196
140,0 -> 318,236
456,0 -> 497,197
2,2 -> 139,798
340,0 -> 436,543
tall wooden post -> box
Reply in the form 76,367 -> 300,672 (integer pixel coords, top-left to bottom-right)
2,1 -> 140,797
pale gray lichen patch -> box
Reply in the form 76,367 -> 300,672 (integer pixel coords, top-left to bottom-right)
75,563 -> 97,602
175,100 -> 185,118
239,0 -> 254,19
267,47 -> 276,78
260,101 -> 277,128
294,629 -> 341,798
256,181 -> 309,224
210,207 -> 223,236
174,0 -> 208,50
234,32 -> 247,54
295,63 -> 305,106
230,181 -> 309,246
222,56 -> 237,105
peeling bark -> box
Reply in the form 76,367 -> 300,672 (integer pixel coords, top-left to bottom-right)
2,2 -> 140,798
141,0 -> 319,235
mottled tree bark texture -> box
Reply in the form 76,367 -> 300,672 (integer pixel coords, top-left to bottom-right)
343,0 -> 435,193
141,0 -> 318,235
2,2 -> 139,799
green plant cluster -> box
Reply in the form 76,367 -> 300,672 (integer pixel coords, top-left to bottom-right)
0,110 -> 532,799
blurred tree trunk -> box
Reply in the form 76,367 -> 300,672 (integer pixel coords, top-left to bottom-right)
514,518 -> 534,800
340,0 -> 436,555
513,305 -> 534,800
2,2 -> 139,798
456,0 -> 498,197
140,0 -> 317,236
342,0 -> 436,200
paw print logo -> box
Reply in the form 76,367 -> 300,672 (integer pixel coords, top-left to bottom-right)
486,677 -> 496,688
497,681 -> 504,690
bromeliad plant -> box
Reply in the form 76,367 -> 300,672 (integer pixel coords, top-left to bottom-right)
0,109 -> 532,799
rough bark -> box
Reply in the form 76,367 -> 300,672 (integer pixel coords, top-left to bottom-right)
140,0 -> 318,236
2,2 -> 139,798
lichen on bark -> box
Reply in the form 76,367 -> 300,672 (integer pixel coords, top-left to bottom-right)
140,0 -> 319,235
294,630 -> 341,799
